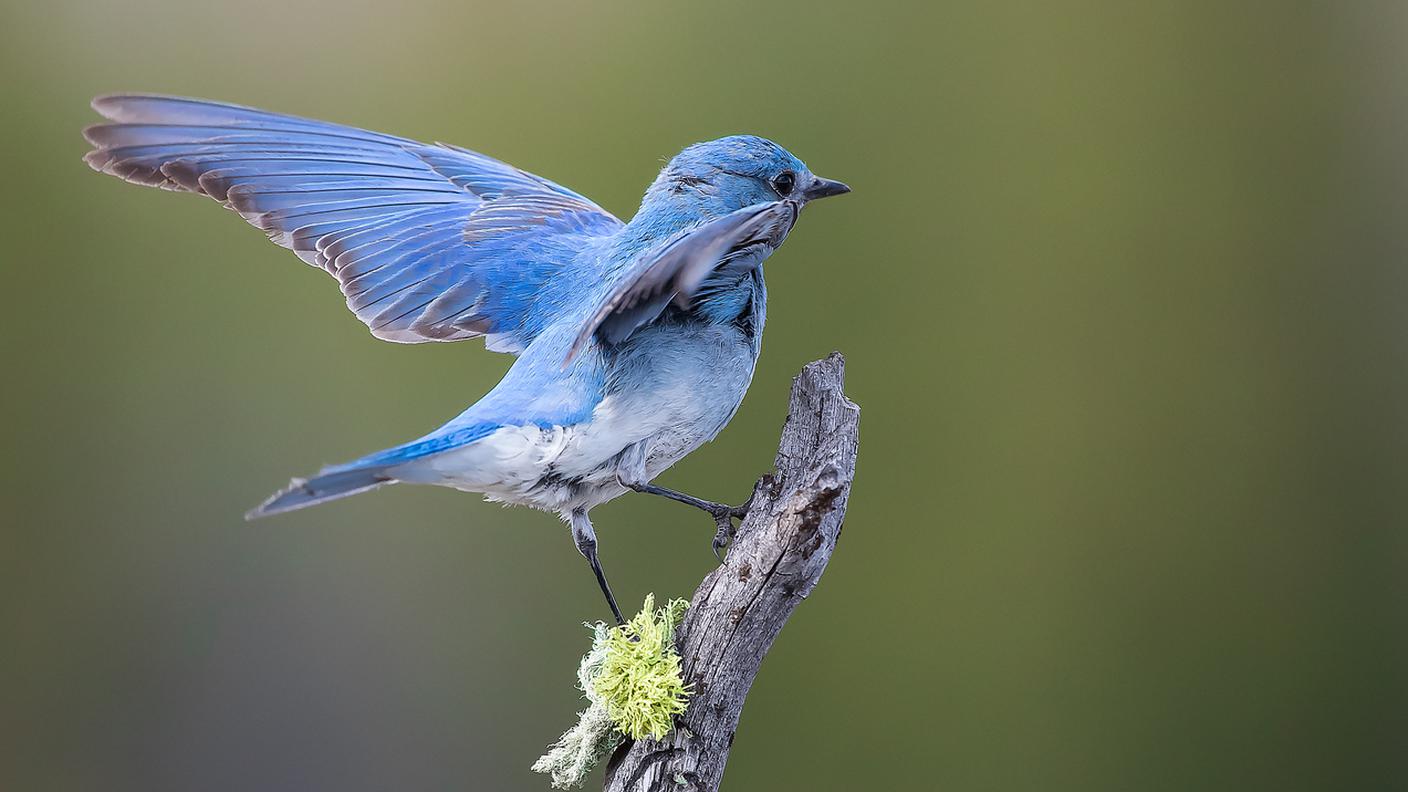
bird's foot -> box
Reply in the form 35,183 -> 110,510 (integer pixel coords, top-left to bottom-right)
707,497 -> 752,563
615,475 -> 753,562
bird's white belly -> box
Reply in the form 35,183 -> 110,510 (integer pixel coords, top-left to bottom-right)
396,424 -> 573,501
394,322 -> 757,513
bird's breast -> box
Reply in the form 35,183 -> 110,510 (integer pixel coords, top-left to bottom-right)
555,319 -> 760,480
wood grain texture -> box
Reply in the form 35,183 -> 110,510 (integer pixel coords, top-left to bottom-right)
603,353 -> 859,792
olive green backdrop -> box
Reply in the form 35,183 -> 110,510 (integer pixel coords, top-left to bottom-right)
2,1 -> 1405,790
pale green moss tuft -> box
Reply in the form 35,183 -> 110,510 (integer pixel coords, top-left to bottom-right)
532,595 -> 692,789
594,594 -> 691,741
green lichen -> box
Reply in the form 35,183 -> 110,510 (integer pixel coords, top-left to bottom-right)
532,595 -> 692,789
594,594 -> 691,741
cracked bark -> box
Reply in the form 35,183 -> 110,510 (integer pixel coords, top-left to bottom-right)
602,352 -> 860,792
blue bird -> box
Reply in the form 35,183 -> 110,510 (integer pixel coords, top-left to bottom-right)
84,95 -> 850,624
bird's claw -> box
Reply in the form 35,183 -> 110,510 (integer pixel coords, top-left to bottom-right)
711,521 -> 733,564
708,498 -> 751,564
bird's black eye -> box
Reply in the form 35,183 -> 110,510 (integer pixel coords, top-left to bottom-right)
771,171 -> 796,196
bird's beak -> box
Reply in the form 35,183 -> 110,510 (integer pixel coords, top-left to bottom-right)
802,176 -> 851,201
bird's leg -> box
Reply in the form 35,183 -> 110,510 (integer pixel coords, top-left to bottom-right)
617,476 -> 753,561
570,509 -> 625,626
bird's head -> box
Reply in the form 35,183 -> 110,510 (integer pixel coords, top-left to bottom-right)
639,135 -> 849,224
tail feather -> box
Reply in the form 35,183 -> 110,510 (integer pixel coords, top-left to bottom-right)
244,419 -> 500,519
246,466 -> 396,520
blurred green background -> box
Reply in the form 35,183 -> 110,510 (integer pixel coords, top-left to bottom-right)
2,1 -> 1406,790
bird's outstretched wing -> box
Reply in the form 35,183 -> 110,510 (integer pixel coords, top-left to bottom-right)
565,200 -> 797,364
84,94 -> 622,352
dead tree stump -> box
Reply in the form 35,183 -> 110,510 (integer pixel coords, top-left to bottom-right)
603,353 -> 860,792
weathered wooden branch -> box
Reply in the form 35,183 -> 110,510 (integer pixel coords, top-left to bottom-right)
603,353 -> 860,792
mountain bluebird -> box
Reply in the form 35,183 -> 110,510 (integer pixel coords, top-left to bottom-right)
84,95 -> 850,624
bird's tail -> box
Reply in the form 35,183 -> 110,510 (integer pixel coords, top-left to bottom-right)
245,465 -> 396,520
243,419 -> 498,519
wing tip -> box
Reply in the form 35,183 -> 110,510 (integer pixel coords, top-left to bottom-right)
81,146 -> 109,172
91,93 -> 247,122
80,122 -> 110,147
90,93 -> 162,122
90,93 -> 121,117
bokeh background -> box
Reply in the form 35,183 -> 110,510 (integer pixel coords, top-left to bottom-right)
3,1 -> 1406,790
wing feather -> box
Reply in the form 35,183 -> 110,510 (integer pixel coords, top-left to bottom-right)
564,201 -> 797,364
84,94 -> 623,352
